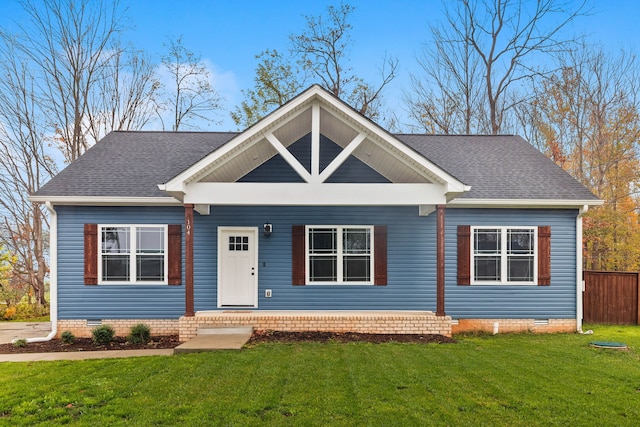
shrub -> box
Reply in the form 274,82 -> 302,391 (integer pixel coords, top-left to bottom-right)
13,338 -> 27,348
91,325 -> 115,344
128,323 -> 151,344
61,330 -> 76,344
3,306 -> 16,320
3,303 -> 50,321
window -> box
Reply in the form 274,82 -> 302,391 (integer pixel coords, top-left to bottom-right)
99,225 -> 167,284
307,226 -> 373,284
229,236 -> 249,251
471,226 -> 537,284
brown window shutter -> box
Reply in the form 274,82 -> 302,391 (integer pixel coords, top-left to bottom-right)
292,225 -> 305,285
457,225 -> 471,285
84,224 -> 98,285
168,224 -> 182,285
538,226 -> 551,286
374,225 -> 387,285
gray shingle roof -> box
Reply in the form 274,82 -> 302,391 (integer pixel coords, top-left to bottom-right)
35,131 -> 235,198
396,134 -> 598,200
34,130 -> 598,202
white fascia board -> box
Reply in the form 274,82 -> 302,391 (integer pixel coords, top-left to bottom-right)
184,182 -> 447,206
28,196 -> 181,206
317,92 -> 467,190
163,88 -> 324,191
447,198 -> 605,209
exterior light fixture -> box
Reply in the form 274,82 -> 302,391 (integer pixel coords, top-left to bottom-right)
263,222 -> 272,236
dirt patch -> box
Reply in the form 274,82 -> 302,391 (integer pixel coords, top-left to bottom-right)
0,331 -> 455,354
0,336 -> 180,354
247,330 -> 457,345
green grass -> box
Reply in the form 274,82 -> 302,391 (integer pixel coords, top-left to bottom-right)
1,324 -> 639,426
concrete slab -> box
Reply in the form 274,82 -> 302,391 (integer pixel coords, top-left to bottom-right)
0,349 -> 174,363
0,322 -> 51,344
197,326 -> 253,335
173,332 -> 252,354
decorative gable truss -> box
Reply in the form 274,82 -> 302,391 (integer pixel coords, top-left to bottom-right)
159,85 -> 470,211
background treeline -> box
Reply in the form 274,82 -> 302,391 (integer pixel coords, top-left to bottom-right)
1,0 -> 637,315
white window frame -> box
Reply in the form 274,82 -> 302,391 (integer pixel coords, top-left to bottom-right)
470,226 -> 538,285
305,225 -> 374,285
98,224 -> 169,285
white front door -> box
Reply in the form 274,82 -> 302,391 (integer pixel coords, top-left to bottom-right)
218,227 -> 258,307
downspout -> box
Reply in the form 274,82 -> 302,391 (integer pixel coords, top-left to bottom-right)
576,204 -> 588,333
15,201 -> 58,343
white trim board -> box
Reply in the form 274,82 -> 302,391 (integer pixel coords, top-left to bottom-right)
184,182 -> 447,206
29,196 -> 181,206
448,198 -> 603,208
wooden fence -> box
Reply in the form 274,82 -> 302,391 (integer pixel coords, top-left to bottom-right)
583,271 -> 640,325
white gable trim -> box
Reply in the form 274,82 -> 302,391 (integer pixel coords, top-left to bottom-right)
162,89 -> 317,194
161,85 -> 468,200
265,132 -> 311,182
318,132 -> 366,183
311,101 -> 321,177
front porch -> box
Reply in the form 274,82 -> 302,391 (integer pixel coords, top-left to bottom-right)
178,310 -> 452,342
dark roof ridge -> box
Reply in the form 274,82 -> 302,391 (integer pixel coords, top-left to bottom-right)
110,130 -> 239,135
393,133 -> 517,137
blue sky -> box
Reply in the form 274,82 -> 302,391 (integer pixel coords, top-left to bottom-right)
1,0 -> 638,131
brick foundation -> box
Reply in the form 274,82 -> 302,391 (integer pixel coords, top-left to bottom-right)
56,315 -> 577,341
56,319 -> 179,338
179,311 -> 452,342
452,318 -> 577,334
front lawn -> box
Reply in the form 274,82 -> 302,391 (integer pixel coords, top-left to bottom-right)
1,324 -> 639,426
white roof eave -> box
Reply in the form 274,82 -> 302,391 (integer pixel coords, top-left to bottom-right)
447,198 -> 604,209
28,195 -> 182,206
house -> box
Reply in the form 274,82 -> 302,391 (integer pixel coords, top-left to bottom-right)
31,85 -> 602,340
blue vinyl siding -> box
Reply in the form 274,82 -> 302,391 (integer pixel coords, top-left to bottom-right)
239,134 -> 389,183
56,205 -> 438,318
210,206 -> 436,310
445,209 -> 578,319
56,204 -> 579,320
56,205 -> 186,319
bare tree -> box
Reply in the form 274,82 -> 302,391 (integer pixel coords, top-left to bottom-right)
409,0 -> 587,135
156,36 -> 222,131
406,18 -> 487,134
0,39 -> 56,306
87,46 -> 159,142
291,2 -> 398,119
17,0 -> 126,162
0,0 -> 159,309
233,2 -> 398,127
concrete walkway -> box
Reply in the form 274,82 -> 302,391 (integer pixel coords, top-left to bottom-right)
0,322 -> 51,344
0,349 -> 174,363
0,324 -> 253,362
